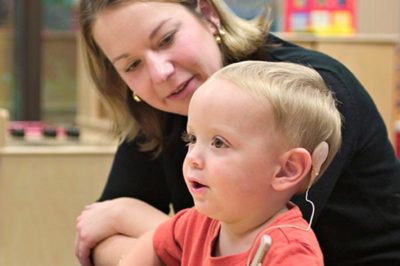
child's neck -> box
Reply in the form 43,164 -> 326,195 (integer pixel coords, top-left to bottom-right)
214,205 -> 289,257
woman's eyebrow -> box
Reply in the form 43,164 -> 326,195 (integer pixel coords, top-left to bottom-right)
112,53 -> 129,64
149,18 -> 172,39
111,18 -> 172,64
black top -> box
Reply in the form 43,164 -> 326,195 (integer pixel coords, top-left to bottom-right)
99,35 -> 400,266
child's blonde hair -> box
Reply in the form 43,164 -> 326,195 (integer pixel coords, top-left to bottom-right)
207,61 -> 342,177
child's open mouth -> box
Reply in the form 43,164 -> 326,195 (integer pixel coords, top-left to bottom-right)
192,181 -> 206,189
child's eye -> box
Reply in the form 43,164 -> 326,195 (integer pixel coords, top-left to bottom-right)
212,137 -> 227,148
125,60 -> 141,72
182,131 -> 196,146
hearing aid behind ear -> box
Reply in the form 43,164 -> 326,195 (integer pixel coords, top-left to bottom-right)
311,141 -> 329,179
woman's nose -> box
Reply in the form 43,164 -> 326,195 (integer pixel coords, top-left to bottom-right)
146,52 -> 174,84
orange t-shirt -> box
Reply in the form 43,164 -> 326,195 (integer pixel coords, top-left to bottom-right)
153,204 -> 323,265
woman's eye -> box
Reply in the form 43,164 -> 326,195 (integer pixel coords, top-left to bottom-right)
212,137 -> 226,148
182,131 -> 196,145
125,60 -> 141,72
159,31 -> 175,48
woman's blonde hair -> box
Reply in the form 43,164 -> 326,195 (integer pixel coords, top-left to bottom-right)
79,0 -> 271,156
208,61 -> 342,177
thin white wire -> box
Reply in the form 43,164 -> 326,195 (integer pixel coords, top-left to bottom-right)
262,187 -> 315,233
246,188 -> 316,266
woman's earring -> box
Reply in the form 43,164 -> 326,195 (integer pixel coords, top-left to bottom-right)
215,28 -> 226,45
215,35 -> 222,44
132,92 -> 141,102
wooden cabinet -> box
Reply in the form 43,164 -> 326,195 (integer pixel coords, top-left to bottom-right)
0,145 -> 115,266
0,110 -> 117,266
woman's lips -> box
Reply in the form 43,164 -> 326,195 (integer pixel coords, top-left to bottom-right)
167,76 -> 196,100
172,80 -> 188,95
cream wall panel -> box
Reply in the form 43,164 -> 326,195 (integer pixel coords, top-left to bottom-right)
0,146 -> 115,266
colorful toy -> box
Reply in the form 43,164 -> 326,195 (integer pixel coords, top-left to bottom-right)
284,0 -> 357,35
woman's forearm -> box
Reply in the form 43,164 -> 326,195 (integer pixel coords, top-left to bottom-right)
93,234 -> 137,266
93,201 -> 169,266
93,200 -> 169,266
114,198 -> 170,237
117,230 -> 163,266
75,197 -> 169,266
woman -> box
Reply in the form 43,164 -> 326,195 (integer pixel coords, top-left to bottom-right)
75,1 -> 400,266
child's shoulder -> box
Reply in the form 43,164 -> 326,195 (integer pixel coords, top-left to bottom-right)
253,205 -> 323,265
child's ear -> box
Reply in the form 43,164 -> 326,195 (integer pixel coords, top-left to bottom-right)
272,148 -> 312,192
197,0 -> 221,33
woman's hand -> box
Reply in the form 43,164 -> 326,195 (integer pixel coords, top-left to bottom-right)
75,199 -> 122,266
74,197 -> 169,266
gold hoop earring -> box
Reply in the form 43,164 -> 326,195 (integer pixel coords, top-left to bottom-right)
132,92 -> 141,102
